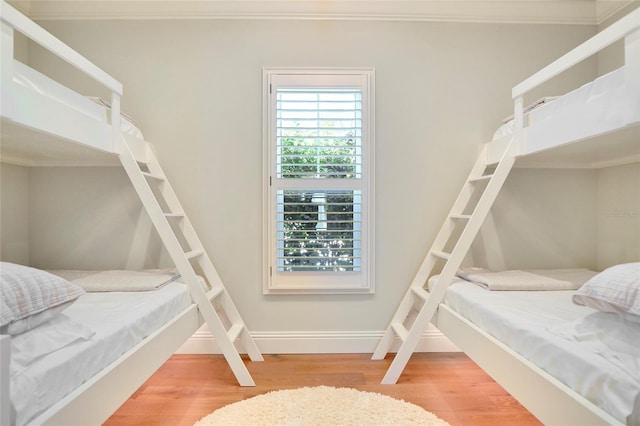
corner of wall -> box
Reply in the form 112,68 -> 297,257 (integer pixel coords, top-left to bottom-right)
596,162 -> 640,270
0,163 -> 30,264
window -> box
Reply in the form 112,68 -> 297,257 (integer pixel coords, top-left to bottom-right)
263,68 -> 375,294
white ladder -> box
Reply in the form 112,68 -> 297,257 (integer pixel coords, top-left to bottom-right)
119,136 -> 263,387
372,139 -> 516,384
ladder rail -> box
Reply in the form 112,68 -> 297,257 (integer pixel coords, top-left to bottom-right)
139,147 -> 264,363
119,136 -> 262,386
404,144 -> 496,300
119,139 -> 193,275
374,139 -> 516,384
373,144 -> 495,360
143,148 -> 224,290
372,142 -> 498,360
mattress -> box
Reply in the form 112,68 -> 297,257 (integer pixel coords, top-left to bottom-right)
12,60 -> 144,140
9,281 -> 192,426
442,278 -> 640,424
492,66 -> 640,147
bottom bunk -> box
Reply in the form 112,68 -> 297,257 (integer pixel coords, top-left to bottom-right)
0,263 -> 205,426
430,264 -> 640,426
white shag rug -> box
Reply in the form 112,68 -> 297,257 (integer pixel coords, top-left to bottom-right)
195,385 -> 450,425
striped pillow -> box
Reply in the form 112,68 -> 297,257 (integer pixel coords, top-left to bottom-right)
0,262 -> 85,335
573,263 -> 640,322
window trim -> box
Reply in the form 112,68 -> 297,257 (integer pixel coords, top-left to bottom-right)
263,67 -> 375,294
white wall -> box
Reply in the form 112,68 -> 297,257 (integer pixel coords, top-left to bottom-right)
597,163 -> 640,270
597,3 -> 640,76
28,167 -> 171,270
7,18 -> 605,351
473,168 -> 598,270
0,164 -> 29,264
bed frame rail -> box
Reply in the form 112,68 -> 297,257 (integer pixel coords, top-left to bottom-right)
0,0 -> 123,152
434,303 -> 623,425
0,335 -> 9,426
510,7 -> 640,154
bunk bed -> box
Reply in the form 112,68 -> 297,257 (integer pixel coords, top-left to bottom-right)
436,8 -> 640,426
0,3 -> 200,424
0,2 -> 261,424
486,8 -> 640,169
0,4 -> 147,166
375,6 -> 640,426
1,263 -> 200,426
431,266 -> 639,426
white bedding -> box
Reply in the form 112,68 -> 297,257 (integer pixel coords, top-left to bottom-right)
456,267 -> 595,291
12,60 -> 144,140
492,67 -> 640,145
9,281 -> 191,426
442,278 -> 640,424
50,269 -> 181,292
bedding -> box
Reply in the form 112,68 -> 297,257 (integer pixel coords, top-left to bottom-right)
10,280 -> 192,426
440,277 -> 640,424
491,67 -> 639,143
573,262 -> 640,322
492,97 -> 558,140
0,262 -> 85,335
49,269 -> 181,292
455,267 -> 596,291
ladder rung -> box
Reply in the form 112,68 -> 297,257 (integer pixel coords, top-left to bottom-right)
185,250 -> 204,260
391,322 -> 409,342
227,323 -> 244,342
142,171 -> 165,181
450,214 -> 471,220
207,286 -> 225,300
411,286 -> 429,301
469,174 -> 493,183
164,212 -> 185,219
431,251 -> 450,260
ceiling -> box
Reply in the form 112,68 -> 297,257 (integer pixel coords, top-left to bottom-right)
6,0 -> 639,24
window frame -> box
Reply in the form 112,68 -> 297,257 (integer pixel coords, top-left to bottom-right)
263,68 -> 375,294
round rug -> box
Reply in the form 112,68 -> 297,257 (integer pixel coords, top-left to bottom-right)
195,385 -> 450,425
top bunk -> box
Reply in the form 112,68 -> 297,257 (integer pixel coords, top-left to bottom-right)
486,7 -> 640,169
0,1 -> 147,166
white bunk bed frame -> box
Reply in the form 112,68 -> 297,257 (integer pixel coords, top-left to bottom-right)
374,7 -> 640,426
488,7 -> 640,168
0,3 -> 127,164
1,2 -> 262,424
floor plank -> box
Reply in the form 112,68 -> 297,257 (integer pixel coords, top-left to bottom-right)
105,353 -> 541,426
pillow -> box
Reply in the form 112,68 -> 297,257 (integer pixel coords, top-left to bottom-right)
573,262 -> 640,322
0,262 -> 86,335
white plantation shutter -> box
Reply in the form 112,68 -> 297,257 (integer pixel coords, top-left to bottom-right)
276,89 -> 362,179
276,189 -> 362,272
264,69 -> 375,294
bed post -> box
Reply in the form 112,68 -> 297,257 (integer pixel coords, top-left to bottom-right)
0,334 -> 10,426
0,6 -> 14,120
110,92 -> 122,153
624,23 -> 640,112
513,96 -> 524,153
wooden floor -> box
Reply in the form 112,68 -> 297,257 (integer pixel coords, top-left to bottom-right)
105,353 -> 541,426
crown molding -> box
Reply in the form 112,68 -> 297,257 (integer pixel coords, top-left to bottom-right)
6,0 -> 638,24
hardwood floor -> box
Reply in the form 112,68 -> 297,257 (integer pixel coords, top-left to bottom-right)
105,353 -> 541,426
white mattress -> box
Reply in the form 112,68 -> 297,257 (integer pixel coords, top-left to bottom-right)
443,279 -> 640,424
492,67 -> 640,147
9,281 -> 191,426
12,60 -> 144,140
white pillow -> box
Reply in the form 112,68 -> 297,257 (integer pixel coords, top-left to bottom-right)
0,262 -> 86,335
573,263 -> 640,322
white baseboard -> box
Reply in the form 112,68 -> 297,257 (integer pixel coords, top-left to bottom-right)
176,326 -> 460,354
